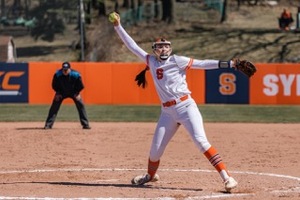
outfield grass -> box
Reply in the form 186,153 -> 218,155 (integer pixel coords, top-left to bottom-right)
0,104 -> 299,123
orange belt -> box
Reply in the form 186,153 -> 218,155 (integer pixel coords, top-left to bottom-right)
162,95 -> 189,107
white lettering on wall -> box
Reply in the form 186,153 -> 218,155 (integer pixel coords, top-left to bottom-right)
263,74 -> 300,96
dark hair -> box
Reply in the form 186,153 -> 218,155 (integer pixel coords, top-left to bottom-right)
135,66 -> 149,88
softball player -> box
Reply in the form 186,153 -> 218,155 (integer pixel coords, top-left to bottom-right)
111,13 -> 238,192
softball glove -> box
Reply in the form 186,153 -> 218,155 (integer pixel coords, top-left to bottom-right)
233,58 -> 257,78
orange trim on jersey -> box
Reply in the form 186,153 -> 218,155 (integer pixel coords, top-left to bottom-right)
185,58 -> 194,70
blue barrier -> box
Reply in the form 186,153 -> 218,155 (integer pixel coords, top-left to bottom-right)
205,68 -> 249,104
0,63 -> 29,103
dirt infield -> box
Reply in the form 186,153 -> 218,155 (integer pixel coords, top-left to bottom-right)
0,122 -> 299,199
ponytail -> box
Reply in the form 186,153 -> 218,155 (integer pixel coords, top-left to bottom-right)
135,66 -> 149,88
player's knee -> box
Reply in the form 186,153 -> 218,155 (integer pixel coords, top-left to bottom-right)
194,137 -> 211,153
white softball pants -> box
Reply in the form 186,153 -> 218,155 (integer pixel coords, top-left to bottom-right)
149,97 -> 212,162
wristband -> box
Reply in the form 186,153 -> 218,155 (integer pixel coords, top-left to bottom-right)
218,61 -> 231,68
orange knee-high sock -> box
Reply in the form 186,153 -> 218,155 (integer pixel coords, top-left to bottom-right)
147,159 -> 160,178
204,146 -> 227,173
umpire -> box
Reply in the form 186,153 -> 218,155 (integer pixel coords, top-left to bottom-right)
44,62 -> 91,129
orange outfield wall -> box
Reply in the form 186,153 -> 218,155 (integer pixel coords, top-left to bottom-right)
250,63 -> 300,104
28,62 -> 206,105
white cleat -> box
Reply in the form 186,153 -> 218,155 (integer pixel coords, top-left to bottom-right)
224,177 -> 238,192
131,173 -> 159,185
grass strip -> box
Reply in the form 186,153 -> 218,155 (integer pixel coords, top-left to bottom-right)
0,104 -> 299,123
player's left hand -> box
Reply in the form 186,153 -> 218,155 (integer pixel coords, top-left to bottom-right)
232,58 -> 257,78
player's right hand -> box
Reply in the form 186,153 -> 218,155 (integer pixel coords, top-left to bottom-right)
109,12 -> 120,26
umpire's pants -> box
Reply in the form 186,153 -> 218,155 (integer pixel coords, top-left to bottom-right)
45,94 -> 89,128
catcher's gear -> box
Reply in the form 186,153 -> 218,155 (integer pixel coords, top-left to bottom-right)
233,58 -> 257,77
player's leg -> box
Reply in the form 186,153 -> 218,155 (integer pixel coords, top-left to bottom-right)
44,94 -> 63,129
179,100 -> 237,192
203,146 -> 237,192
148,111 -> 179,176
72,95 -> 90,129
131,110 -> 179,185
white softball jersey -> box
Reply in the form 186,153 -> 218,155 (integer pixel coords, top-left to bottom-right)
115,25 -> 221,103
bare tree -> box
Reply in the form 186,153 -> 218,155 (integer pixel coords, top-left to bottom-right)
154,0 -> 159,19
1,0 -> 5,17
97,0 -> 106,16
85,0 -> 92,24
114,0 -> 119,13
161,0 -> 175,24
24,0 -> 30,18
220,0 -> 227,23
12,0 -> 22,16
137,0 -> 144,21
123,0 -> 130,8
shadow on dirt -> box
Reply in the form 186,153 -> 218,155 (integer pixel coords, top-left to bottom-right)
2,181 -> 203,192
16,127 -> 44,130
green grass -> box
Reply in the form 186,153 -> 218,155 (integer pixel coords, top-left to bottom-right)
0,104 -> 299,123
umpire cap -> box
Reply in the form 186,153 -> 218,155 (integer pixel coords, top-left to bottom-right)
62,62 -> 71,69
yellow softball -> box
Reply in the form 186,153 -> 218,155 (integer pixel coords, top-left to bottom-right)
109,12 -> 117,23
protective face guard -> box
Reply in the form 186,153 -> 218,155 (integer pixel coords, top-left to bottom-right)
152,38 -> 172,60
